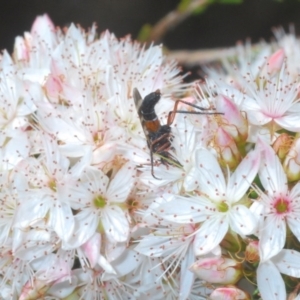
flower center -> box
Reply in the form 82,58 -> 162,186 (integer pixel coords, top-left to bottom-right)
274,197 -> 289,214
217,201 -> 229,213
93,195 -> 106,208
48,179 -> 57,192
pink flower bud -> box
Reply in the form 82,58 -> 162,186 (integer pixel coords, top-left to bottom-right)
44,74 -> 63,100
210,286 -> 250,300
215,127 -> 241,169
13,37 -> 29,61
245,240 -> 259,263
283,136 -> 300,182
273,133 -> 292,161
82,232 -> 101,268
31,14 -> 55,36
216,95 -> 248,144
189,257 -> 242,285
20,279 -> 49,300
266,49 -> 285,75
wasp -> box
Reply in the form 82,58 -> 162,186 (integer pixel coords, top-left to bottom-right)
133,88 -> 221,179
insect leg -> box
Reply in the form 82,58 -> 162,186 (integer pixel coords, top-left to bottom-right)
167,99 -> 223,126
149,144 -> 162,180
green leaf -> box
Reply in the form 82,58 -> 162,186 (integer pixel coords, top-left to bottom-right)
137,24 -> 152,42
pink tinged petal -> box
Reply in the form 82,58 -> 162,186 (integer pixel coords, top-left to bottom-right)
190,257 -> 242,285
82,233 -> 101,268
106,162 -> 136,203
193,215 -> 229,256
179,246 -> 195,300
30,14 -> 57,49
216,95 -> 248,141
31,14 -> 55,34
19,279 -> 49,300
257,261 -> 286,300
259,215 -> 286,262
266,49 -> 285,74
210,287 -> 250,300
215,127 -> 241,169
245,108 -> 272,126
51,203 -> 75,242
258,139 -> 287,196
44,74 -> 63,100
272,249 -> 300,277
227,149 -> 261,202
102,206 -> 130,243
229,205 -> 257,235
196,149 -> 226,201
14,36 -> 29,61
158,195 -> 215,224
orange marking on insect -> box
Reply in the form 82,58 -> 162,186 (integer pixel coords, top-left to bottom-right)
144,119 -> 161,132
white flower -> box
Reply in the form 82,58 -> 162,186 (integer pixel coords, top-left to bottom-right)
257,249 -> 300,300
13,136 -> 87,245
0,243 -> 35,299
66,161 -> 136,249
251,140 -> 300,261
241,57 -> 300,132
154,147 -> 260,256
135,223 -> 196,300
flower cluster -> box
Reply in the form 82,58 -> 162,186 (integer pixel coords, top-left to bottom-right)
1,14 -> 300,300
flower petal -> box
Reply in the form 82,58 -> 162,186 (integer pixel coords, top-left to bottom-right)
67,209 -> 98,248
157,195 -> 215,224
82,233 -> 101,268
196,149 -> 226,201
272,249 -> 300,278
179,246 -> 195,300
193,215 -> 229,256
257,261 -> 286,300
258,139 -> 287,196
259,215 -> 286,262
229,205 -> 257,235
106,162 -> 136,203
275,113 -> 300,132
51,202 -> 75,242
227,148 -> 260,202
102,206 -> 130,243
287,215 -> 300,242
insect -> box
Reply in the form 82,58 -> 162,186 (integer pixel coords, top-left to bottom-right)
133,88 -> 221,179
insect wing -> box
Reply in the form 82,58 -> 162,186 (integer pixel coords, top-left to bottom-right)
133,88 -> 143,114
133,87 -> 148,135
